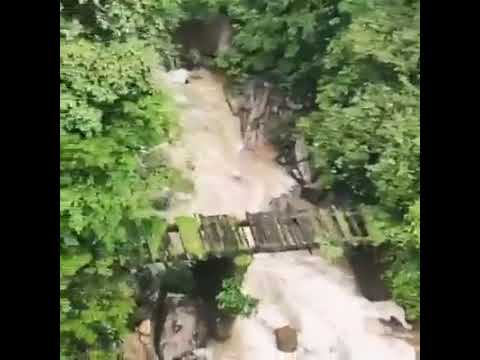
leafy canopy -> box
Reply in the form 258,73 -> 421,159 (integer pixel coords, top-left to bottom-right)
60,1 -> 184,357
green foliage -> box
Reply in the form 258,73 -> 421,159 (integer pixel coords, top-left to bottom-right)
380,200 -> 420,320
361,201 -> 420,320
61,0 -> 186,66
317,237 -> 344,262
233,254 -> 252,274
186,0 -> 344,96
216,277 -> 258,317
60,4 -> 181,356
299,0 -> 419,319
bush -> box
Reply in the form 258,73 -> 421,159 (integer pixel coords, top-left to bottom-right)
216,277 -> 258,317
61,0 -> 185,66
184,0 -> 344,97
60,2 -> 183,357
299,0 -> 420,319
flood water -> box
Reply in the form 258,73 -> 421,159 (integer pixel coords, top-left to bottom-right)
154,68 -> 417,360
154,68 -> 295,221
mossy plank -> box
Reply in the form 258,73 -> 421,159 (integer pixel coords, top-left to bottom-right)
219,216 -> 240,254
230,217 -> 249,251
273,214 -> 289,248
167,232 -> 186,259
296,216 -> 315,245
331,205 -> 353,238
175,216 -> 206,259
246,213 -> 261,250
260,212 -> 283,250
345,210 -> 362,237
200,215 -> 224,255
316,208 -> 342,240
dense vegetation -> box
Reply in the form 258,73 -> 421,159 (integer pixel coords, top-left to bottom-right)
216,277 -> 258,316
60,1 -> 184,358
299,0 -> 420,320
60,0 -> 419,357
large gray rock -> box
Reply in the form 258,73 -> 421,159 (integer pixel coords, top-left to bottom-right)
121,332 -> 158,360
274,325 -> 298,353
214,314 -> 235,341
155,293 -> 209,360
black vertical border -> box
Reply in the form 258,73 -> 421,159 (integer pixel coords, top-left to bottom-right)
6,1 -> 61,358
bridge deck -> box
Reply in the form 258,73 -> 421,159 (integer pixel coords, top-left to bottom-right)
163,206 -> 370,260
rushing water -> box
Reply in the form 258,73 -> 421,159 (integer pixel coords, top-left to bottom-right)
208,251 -> 415,360
155,68 -> 295,221
155,68 -> 417,360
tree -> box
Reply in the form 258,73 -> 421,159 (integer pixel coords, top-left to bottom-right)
299,0 -> 420,319
60,1 -> 183,357
186,0 -> 344,97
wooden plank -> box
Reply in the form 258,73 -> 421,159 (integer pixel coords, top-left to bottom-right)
289,218 -> 307,248
213,216 -> 227,253
272,213 -> 290,249
278,215 -> 302,249
316,208 -> 342,240
167,232 -> 186,259
277,215 -> 297,248
199,215 -> 224,255
257,213 -> 271,248
345,210 -> 362,237
227,216 -> 250,251
242,226 -> 256,249
349,211 -> 369,237
250,213 -> 267,249
276,211 -> 298,250
309,209 -> 325,246
257,212 -> 284,251
294,207 -> 312,247
219,215 -> 239,254
294,213 -> 316,245
331,205 -> 353,238
246,212 -> 263,250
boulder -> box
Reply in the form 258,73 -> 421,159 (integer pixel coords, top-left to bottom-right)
120,333 -> 157,360
137,319 -> 152,336
274,325 -> 298,353
139,334 -> 151,346
155,293 -> 209,360
214,315 -> 235,341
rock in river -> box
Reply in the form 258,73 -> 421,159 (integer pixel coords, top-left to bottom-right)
274,325 -> 298,353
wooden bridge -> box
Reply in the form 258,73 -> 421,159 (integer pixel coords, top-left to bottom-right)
163,206 -> 370,260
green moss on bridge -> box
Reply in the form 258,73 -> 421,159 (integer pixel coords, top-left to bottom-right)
175,216 -> 207,259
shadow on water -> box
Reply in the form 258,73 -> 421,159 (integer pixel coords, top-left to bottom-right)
192,257 -> 236,341
345,244 -> 391,301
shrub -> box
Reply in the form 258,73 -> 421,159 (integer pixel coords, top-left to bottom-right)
60,2 -> 183,356
299,0 -> 420,319
216,277 -> 258,317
